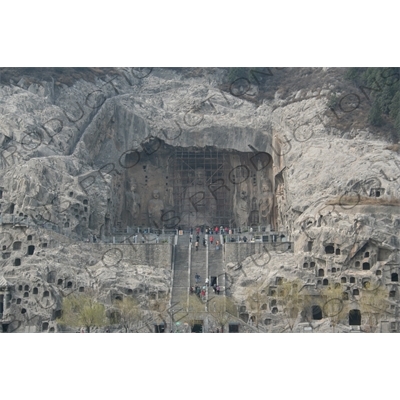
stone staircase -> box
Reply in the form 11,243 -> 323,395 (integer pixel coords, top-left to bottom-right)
170,233 -> 236,332
190,234 -> 207,288
170,238 -> 190,310
207,235 -> 225,301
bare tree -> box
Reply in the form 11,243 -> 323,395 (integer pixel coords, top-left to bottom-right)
208,296 -> 237,333
111,297 -> 143,332
244,279 -> 269,330
147,296 -> 171,332
185,293 -> 205,332
358,284 -> 388,332
319,283 -> 348,332
277,279 -> 309,332
57,289 -> 107,333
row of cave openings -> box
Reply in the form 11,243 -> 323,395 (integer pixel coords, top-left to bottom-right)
313,277 -> 398,300
2,235 -> 48,266
14,282 -> 85,306
243,307 -> 363,326
304,246 -> 384,277
311,243 -> 378,271
0,189 -> 89,227
314,272 -> 398,284
309,308 -> 363,326
312,308 -> 363,326
304,255 -> 398,282
65,196 -> 89,227
13,282 -> 166,310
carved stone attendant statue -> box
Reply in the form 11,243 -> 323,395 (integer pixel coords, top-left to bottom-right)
125,179 -> 141,225
131,182 -> 141,221
183,168 -> 217,227
147,190 -> 164,228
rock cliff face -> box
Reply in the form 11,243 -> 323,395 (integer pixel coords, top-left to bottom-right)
0,67 -> 399,332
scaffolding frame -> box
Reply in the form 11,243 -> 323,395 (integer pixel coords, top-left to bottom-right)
172,146 -> 235,228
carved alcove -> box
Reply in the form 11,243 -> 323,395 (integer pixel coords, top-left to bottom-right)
108,140 -> 278,230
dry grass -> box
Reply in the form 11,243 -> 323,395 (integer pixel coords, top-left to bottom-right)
385,144 -> 400,152
326,195 -> 400,207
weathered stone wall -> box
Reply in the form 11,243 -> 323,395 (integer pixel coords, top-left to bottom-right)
2,67 -> 400,332
224,242 -> 293,265
95,243 -> 172,269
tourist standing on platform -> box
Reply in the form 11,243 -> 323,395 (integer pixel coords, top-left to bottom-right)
195,241 -> 199,251
215,226 -> 219,234
210,235 -> 214,245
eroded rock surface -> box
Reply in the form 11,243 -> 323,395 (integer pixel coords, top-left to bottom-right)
0,67 -> 399,332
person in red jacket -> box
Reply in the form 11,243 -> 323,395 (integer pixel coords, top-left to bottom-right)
210,235 -> 214,245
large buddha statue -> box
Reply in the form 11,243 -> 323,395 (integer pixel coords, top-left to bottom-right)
182,168 -> 217,227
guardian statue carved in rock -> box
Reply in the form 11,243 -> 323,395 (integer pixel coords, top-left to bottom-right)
235,189 -> 249,229
259,178 -> 274,227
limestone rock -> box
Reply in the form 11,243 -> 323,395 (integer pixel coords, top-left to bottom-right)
0,67 -> 399,333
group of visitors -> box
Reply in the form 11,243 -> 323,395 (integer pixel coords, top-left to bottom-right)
86,234 -> 98,243
190,280 -> 221,298
190,285 -> 207,300
208,236 -> 221,249
212,284 -> 221,295
188,226 -> 233,236
204,226 -> 230,235
190,233 -> 205,251
190,232 -> 221,251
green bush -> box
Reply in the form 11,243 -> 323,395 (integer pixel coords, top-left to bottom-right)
346,67 -> 400,139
